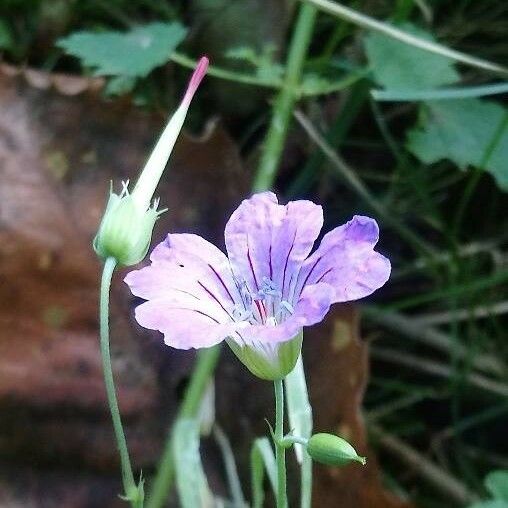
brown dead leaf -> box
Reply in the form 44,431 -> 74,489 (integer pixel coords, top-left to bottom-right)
305,305 -> 412,508
0,69 -> 247,505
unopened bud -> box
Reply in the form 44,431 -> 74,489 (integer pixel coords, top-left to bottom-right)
306,433 -> 366,467
93,183 -> 162,266
93,57 -> 209,266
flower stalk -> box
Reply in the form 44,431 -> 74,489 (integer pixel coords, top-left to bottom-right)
274,379 -> 288,508
100,257 -> 143,507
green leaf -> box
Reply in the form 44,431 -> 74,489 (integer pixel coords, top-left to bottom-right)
364,23 -> 460,90
214,425 -> 246,507
226,45 -> 284,82
250,437 -> 277,508
285,355 -> 313,508
104,76 -> 136,96
57,22 -> 187,78
469,501 -> 508,508
0,19 -> 13,50
407,99 -> 508,191
173,418 -> 214,508
285,355 -> 313,462
485,470 -> 508,501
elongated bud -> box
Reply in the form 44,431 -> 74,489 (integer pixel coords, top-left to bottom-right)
306,433 -> 366,467
226,332 -> 302,381
93,57 -> 209,266
131,56 -> 209,212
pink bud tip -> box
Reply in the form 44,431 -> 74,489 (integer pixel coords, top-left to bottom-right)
182,56 -> 209,105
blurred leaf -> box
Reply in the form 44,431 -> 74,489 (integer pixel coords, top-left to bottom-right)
104,75 -> 136,96
226,45 -> 284,81
57,22 -> 187,78
285,354 -> 313,463
285,354 -> 313,508
469,501 -> 508,508
173,418 -> 214,508
485,470 -> 508,501
364,23 -> 460,90
197,379 -> 215,436
250,437 -> 277,508
214,426 -> 246,507
0,19 -> 13,50
407,99 -> 508,190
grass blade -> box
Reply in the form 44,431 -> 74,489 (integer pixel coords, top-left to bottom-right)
303,0 -> 508,75
285,354 -> 313,508
173,418 -> 214,508
250,437 -> 277,508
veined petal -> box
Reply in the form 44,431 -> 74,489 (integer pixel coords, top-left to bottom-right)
224,192 -> 323,297
271,199 -> 323,298
238,282 -> 334,345
135,299 -> 241,349
125,233 -> 240,323
294,215 -> 391,303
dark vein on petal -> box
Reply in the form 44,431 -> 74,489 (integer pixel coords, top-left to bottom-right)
269,244 -> 273,279
208,263 -> 235,303
172,308 -> 221,324
301,255 -> 323,289
247,239 -> 259,290
315,267 -> 333,284
282,229 -> 297,295
198,281 -> 231,317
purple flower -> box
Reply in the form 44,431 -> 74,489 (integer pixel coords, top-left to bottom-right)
125,192 -> 390,378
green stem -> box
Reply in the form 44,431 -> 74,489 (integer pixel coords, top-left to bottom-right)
274,379 -> 288,508
100,257 -> 140,507
252,2 -> 318,191
146,347 -> 220,508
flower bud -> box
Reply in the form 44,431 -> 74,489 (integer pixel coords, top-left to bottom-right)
93,57 -> 209,265
226,332 -> 302,381
306,433 -> 366,467
93,183 -> 162,266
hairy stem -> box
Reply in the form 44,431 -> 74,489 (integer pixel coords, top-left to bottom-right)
100,257 -> 141,507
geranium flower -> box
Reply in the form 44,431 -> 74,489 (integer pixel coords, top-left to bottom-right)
125,192 -> 390,379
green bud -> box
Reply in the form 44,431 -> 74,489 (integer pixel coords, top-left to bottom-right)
306,433 -> 366,467
93,184 -> 162,266
226,331 -> 303,381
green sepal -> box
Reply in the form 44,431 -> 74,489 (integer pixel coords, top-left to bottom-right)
93,187 -> 161,266
226,331 -> 303,381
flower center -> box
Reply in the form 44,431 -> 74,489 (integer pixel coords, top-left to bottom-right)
232,276 -> 294,326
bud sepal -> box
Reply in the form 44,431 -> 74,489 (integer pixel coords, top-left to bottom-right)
93,182 -> 164,266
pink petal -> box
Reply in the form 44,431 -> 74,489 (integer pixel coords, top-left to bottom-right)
224,192 -> 323,298
295,215 -> 391,303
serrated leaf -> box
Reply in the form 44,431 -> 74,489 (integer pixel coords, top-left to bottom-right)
173,418 -> 214,508
407,99 -> 508,190
364,23 -> 460,90
57,22 -> 187,78
485,470 -> 508,501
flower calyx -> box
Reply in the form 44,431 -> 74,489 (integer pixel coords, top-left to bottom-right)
93,181 -> 164,266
